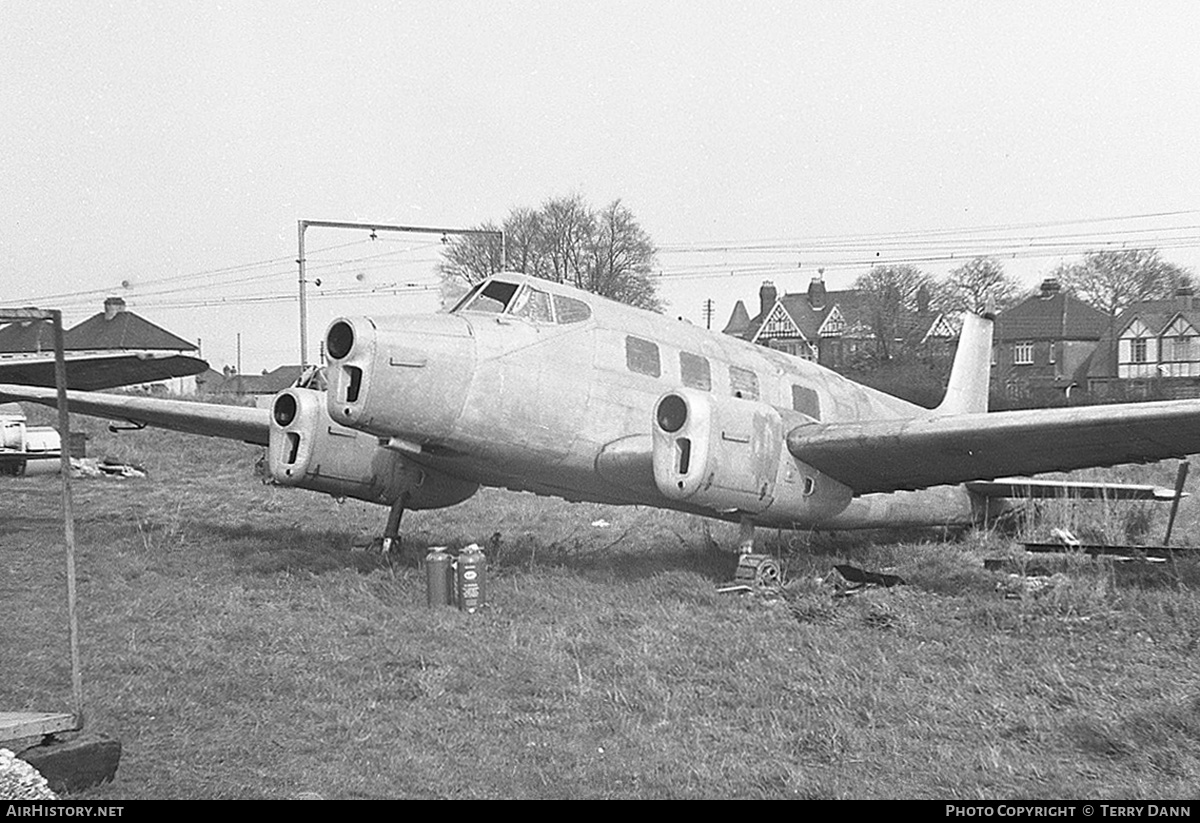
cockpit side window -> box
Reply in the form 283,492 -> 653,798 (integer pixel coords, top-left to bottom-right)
449,281 -> 486,313
510,287 -> 555,323
553,294 -> 592,323
458,280 -> 521,314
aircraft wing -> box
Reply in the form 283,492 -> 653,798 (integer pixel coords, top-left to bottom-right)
786,400 -> 1200,495
0,383 -> 270,446
0,352 -> 208,391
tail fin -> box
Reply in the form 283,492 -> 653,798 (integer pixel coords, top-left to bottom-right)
935,309 -> 994,415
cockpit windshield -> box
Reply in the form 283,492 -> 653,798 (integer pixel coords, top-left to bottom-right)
451,277 -> 593,324
453,279 -> 521,314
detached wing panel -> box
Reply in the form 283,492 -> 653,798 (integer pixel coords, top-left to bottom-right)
0,384 -> 270,446
787,400 -> 1200,495
0,353 -> 208,390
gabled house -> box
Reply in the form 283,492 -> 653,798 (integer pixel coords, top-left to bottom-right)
991,279 -> 1109,405
724,274 -> 957,369
1086,287 -> 1200,400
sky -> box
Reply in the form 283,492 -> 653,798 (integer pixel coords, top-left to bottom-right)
3,1 -> 1200,373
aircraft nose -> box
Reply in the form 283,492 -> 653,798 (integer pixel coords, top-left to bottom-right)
324,313 -> 474,442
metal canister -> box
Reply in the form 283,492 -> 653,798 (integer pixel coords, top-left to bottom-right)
424,547 -> 453,607
456,544 -> 486,613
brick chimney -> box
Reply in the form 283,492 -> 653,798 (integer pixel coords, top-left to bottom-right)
807,270 -> 827,310
1177,284 -> 1195,310
103,296 -> 126,320
1039,279 -> 1061,298
759,281 -> 778,317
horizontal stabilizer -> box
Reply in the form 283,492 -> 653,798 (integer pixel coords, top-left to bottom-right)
0,383 -> 270,446
967,478 -> 1186,501
787,399 -> 1200,494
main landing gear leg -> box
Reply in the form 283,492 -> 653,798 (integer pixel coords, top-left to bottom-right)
732,515 -> 782,590
381,494 -> 407,555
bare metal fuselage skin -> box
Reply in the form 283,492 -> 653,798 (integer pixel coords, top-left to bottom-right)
324,275 -> 1001,530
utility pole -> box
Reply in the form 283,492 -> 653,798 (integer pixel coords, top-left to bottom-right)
297,220 -> 504,368
702,298 -> 714,330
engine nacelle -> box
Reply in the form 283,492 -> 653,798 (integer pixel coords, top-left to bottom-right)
651,388 -> 852,523
268,387 -> 478,509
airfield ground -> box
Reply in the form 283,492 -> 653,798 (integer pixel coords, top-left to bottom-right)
2,413 -> 1199,799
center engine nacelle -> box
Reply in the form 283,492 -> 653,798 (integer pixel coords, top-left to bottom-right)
651,388 -> 852,524
268,387 -> 478,509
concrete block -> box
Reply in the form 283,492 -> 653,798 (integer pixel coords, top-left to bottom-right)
19,734 -> 121,794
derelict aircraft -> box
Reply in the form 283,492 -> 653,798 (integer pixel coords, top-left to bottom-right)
4,272 -> 1200,584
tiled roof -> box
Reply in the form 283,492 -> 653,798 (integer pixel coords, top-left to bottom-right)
994,291 -> 1109,342
201,365 -> 306,395
0,320 -> 55,353
722,300 -> 751,336
64,310 -> 197,352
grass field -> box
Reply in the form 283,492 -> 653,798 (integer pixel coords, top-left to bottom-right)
3,415 -> 1199,799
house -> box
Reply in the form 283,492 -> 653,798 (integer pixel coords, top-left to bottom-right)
198,365 -> 308,398
989,279 -> 1109,405
1085,287 -> 1200,400
63,297 -> 198,356
724,274 -> 958,369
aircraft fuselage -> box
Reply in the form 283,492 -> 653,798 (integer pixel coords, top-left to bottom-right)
324,274 -> 999,530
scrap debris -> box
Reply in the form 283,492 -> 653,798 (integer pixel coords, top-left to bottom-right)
832,563 -> 905,593
70,457 -> 147,480
0,748 -> 57,800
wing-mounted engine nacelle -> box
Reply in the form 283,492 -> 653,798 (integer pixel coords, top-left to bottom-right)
651,389 -> 852,522
268,387 -> 478,509
323,314 -> 473,443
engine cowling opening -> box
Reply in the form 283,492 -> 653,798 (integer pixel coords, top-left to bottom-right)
268,387 -> 477,509
326,320 -> 355,361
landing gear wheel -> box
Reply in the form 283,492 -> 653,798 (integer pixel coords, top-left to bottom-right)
734,554 -> 783,590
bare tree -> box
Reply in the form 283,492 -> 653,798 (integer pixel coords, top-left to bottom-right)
438,195 -> 662,311
584,199 -> 662,312
854,264 -> 934,360
941,257 -> 1020,315
1052,248 -> 1192,315
437,221 -> 503,286
538,194 -> 596,287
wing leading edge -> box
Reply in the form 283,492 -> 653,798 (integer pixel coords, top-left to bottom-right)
0,383 -> 270,446
787,400 -> 1200,495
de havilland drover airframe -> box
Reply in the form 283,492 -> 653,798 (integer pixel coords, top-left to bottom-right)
4,272 -> 1200,583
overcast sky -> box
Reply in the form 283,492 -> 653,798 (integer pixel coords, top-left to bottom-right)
4,1 -> 1199,372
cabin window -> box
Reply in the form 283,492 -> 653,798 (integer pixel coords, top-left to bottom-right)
553,294 -> 592,323
625,336 -> 661,377
792,385 -> 821,419
679,352 -> 711,390
460,280 -> 520,314
729,366 -> 759,400
510,287 -> 554,323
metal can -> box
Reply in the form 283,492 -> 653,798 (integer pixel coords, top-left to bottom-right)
456,544 -> 486,613
424,547 -> 453,607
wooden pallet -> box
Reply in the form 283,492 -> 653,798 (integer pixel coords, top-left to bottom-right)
0,711 -> 78,744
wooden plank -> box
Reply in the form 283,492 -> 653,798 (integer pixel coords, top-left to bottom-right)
1022,542 -> 1199,558
0,711 -> 78,742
